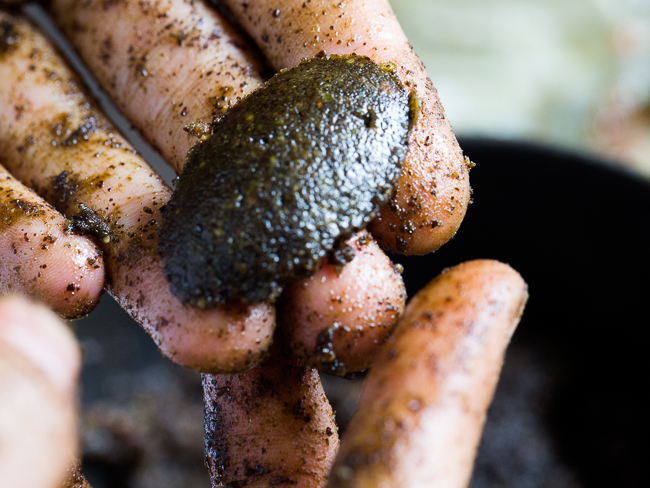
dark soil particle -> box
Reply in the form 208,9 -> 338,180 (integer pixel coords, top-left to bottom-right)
0,197 -> 44,226
60,116 -> 106,147
65,203 -> 111,243
1,19 -> 19,55
329,244 -> 356,267
159,54 -> 412,306
313,324 -> 347,376
52,170 -> 80,206
204,404 -> 230,479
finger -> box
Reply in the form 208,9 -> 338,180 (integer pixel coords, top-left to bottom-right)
0,295 -> 80,488
0,10 -> 275,372
327,260 -> 528,488
278,231 -> 406,375
51,0 -> 266,173
203,344 -> 339,487
217,0 -> 471,256
0,294 -> 81,395
1,165 -> 105,319
49,0 -> 403,369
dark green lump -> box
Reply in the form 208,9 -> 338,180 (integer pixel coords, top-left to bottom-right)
159,54 -> 413,307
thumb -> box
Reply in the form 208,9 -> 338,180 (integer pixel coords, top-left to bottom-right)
0,295 -> 81,488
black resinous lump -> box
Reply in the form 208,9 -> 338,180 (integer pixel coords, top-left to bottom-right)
159,54 -> 414,307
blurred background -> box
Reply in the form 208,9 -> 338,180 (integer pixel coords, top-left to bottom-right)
17,0 -> 650,487
394,0 -> 650,176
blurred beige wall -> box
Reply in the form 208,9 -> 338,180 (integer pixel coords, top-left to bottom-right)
392,0 -> 650,174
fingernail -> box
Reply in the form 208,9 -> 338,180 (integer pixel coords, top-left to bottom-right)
0,295 -> 80,396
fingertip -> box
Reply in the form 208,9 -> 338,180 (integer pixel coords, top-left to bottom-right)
0,295 -> 81,397
45,234 -> 106,320
279,231 -> 406,373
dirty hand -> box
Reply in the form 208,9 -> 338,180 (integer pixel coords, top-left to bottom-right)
0,2 -> 518,488
0,1 -> 405,372
0,0 -> 447,374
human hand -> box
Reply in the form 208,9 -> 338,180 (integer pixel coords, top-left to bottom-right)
0,3 -> 407,374
0,3 -> 496,485
44,0 -> 470,370
2,0 -> 469,375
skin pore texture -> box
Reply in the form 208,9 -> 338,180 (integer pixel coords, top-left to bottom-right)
0,164 -> 105,319
217,0 -> 472,255
0,11 -> 275,372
